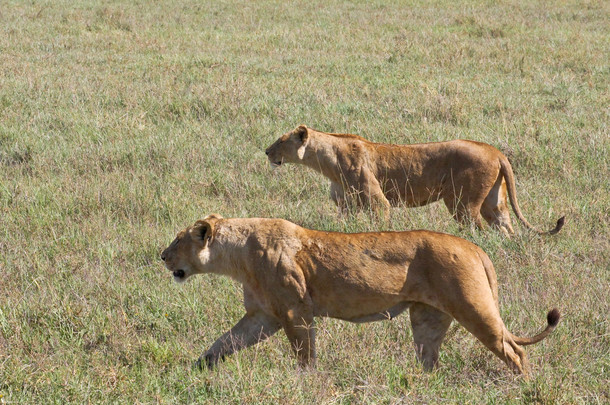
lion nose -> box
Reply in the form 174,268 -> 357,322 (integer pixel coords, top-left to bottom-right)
265,149 -> 270,155
161,253 -> 166,261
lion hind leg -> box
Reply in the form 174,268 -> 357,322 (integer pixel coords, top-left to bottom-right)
409,303 -> 453,371
474,334 -> 528,375
453,310 -> 528,375
502,335 -> 529,375
482,331 -> 529,375
481,175 -> 514,235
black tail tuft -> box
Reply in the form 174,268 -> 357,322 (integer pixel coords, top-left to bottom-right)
556,216 -> 566,229
547,308 -> 561,327
549,216 -> 565,235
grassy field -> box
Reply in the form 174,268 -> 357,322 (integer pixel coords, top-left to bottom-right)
1,0 -> 608,403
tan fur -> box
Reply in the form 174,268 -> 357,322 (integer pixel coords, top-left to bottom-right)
265,125 -> 564,235
161,215 -> 560,374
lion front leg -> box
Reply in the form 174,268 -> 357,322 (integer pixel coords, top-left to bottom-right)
345,170 -> 391,220
198,311 -> 281,369
330,181 -> 348,215
281,308 -> 316,368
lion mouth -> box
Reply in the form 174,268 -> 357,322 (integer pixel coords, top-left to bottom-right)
173,269 -> 185,279
270,161 -> 282,168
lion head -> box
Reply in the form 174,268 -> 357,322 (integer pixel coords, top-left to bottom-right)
161,214 -> 223,283
265,124 -> 310,167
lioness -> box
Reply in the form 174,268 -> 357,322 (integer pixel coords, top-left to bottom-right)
161,214 -> 560,374
265,125 -> 564,235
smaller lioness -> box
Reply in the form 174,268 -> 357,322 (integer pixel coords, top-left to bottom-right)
265,125 -> 564,235
161,214 -> 560,374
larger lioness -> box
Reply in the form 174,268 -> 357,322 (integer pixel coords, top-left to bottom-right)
265,125 -> 564,235
161,214 -> 560,374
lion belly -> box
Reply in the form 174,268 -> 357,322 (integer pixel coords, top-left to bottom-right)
319,301 -> 412,323
377,165 -> 446,207
309,285 -> 409,321
382,180 -> 443,207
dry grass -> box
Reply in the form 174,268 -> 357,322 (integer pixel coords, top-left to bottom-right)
0,0 -> 608,403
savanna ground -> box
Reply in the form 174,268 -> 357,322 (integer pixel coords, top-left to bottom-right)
0,0 -> 608,403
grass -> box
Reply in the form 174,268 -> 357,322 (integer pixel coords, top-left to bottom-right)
1,0 -> 608,403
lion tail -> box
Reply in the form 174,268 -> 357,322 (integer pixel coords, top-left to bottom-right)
499,157 -> 565,235
509,308 -> 561,346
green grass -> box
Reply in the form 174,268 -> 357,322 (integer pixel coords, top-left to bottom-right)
1,0 -> 608,403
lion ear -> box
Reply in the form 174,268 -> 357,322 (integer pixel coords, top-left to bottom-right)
193,215 -> 220,245
296,125 -> 309,143
191,221 -> 211,243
